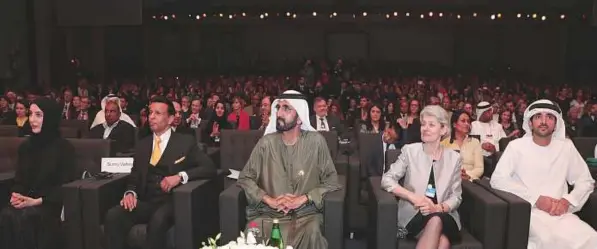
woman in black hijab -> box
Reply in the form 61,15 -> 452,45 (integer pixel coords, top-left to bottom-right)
204,100 -> 231,145
0,98 -> 76,249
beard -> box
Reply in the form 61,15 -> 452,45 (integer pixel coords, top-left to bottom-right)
276,116 -> 298,132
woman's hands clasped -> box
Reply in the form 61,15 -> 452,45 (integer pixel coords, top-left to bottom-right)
410,194 -> 441,216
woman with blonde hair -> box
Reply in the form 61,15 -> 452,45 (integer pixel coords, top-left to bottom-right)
382,105 -> 462,249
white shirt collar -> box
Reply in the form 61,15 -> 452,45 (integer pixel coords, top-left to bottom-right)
152,127 -> 173,154
103,120 -> 120,130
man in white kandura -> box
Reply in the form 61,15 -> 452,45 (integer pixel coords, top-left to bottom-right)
490,99 -> 597,249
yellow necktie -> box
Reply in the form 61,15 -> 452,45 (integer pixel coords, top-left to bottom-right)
150,136 -> 162,166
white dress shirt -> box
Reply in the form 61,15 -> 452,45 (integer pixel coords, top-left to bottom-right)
102,121 -> 120,139
470,120 -> 507,157
316,115 -> 329,131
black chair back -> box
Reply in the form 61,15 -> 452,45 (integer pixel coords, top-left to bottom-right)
0,125 -> 19,137
67,138 -> 111,177
384,149 -> 401,174
0,137 -> 26,172
61,126 -> 80,138
220,130 -> 263,172
572,137 -> 597,159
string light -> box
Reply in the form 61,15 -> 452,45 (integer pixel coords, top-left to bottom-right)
153,11 -> 580,22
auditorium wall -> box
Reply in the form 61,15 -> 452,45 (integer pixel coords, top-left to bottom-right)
62,22 -> 569,79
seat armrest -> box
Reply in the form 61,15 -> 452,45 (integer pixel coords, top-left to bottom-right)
80,174 -> 130,249
367,176 -> 398,249
219,185 -> 247,244
62,178 -> 97,249
323,175 -> 346,249
579,192 -> 597,230
461,181 -> 507,249
115,152 -> 135,157
475,178 -> 531,249
173,177 -> 223,249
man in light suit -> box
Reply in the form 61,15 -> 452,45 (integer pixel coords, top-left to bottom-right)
103,96 -> 216,249
309,97 -> 345,137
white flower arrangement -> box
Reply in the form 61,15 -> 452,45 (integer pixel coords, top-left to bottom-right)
199,232 -> 293,249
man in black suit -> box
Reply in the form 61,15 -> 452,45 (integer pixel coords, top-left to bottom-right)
309,97 -> 345,137
103,97 -> 216,249
88,100 -> 136,156
578,102 -> 597,137
367,123 -> 401,176
171,101 -> 195,137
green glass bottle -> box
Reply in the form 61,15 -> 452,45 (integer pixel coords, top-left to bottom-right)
268,219 -> 284,249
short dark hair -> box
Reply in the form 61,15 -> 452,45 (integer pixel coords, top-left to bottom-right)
150,96 -> 175,116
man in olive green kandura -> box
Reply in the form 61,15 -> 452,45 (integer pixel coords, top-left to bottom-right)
238,90 -> 342,249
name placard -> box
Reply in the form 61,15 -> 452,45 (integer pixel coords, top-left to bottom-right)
101,157 -> 134,173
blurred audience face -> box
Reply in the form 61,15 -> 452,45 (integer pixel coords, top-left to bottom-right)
6,92 -> 16,102
172,101 -> 182,127
454,113 -> 471,135
119,97 -> 128,109
0,97 -> 7,109
387,102 -> 394,113
399,101 -> 408,114
479,109 -> 493,122
429,96 -> 440,105
149,102 -> 174,134
383,126 -> 398,144
568,107 -> 580,122
207,97 -> 215,108
29,104 -> 43,134
314,99 -> 328,117
191,100 -> 202,114
420,114 -> 445,143
500,111 -> 512,123
463,103 -> 473,116
359,97 -> 368,108
442,97 -> 451,110
409,100 -> 420,115
261,96 -> 271,116
232,98 -> 243,112
369,106 -> 382,122
64,90 -> 73,103
251,95 -> 260,107
181,97 -> 190,110
215,102 -> 226,117
590,103 -> 597,116
505,102 -> 515,112
73,96 -> 81,109
80,97 -> 90,110
15,102 -> 27,118
104,102 -> 121,126
27,94 -> 36,103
